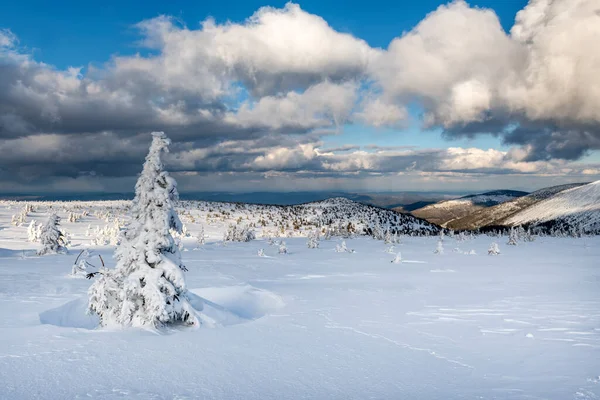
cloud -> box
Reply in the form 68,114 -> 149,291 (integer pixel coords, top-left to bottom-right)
369,0 -> 600,160
1,0 -> 600,192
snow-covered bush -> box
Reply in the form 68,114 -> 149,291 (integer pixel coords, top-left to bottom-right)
37,214 -> 68,255
488,242 -> 500,255
257,248 -> 265,257
71,249 -> 104,277
87,132 -> 199,328
391,252 -> 402,264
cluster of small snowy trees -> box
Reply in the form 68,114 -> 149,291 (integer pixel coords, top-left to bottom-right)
87,132 -> 199,328
506,226 -> 535,245
223,223 -> 255,242
11,204 -> 32,227
88,220 -> 122,246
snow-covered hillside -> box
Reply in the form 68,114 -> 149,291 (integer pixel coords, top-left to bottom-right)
412,190 -> 527,227
504,181 -> 600,233
446,183 -> 587,231
1,202 -> 599,399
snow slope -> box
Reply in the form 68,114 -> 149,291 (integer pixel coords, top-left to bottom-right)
505,181 -> 600,233
0,201 -> 599,399
446,183 -> 587,231
412,190 -> 527,227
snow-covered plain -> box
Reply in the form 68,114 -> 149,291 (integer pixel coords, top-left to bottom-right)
1,202 -> 599,399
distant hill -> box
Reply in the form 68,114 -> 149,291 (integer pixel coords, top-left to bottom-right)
411,190 -> 528,227
445,183 -> 588,231
501,181 -> 600,234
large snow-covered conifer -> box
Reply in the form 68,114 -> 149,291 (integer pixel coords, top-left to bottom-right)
88,132 -> 199,328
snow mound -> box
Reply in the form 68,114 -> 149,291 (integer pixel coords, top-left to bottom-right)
190,285 -> 285,323
39,285 -> 284,329
39,297 -> 99,329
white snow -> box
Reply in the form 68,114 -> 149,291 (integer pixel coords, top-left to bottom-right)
0,201 -> 599,399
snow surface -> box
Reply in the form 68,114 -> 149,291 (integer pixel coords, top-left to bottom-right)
1,201 -> 600,399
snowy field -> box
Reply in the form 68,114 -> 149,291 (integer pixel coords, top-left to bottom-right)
1,203 -> 599,399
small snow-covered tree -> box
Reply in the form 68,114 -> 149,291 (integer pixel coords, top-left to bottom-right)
335,240 -> 353,253
434,240 -> 444,254
386,244 -> 395,254
279,241 -> 288,254
307,230 -> 320,249
196,225 -> 205,246
391,252 -> 402,264
488,242 -> 500,255
523,228 -> 535,242
27,220 -> 40,242
87,132 -> 199,328
384,230 -> 392,244
257,248 -> 265,257
37,214 -> 68,255
507,227 -> 518,245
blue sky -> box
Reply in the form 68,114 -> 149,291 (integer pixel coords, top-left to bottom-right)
0,0 -> 598,194
1,0 -> 527,69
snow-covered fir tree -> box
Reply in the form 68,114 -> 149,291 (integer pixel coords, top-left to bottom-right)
37,214 -> 68,255
488,242 -> 500,255
507,227 -> 518,245
87,132 -> 199,328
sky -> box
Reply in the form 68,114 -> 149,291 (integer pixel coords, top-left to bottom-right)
0,0 -> 599,194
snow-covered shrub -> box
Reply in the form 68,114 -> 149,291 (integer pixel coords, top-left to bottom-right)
391,252 -> 402,264
386,244 -> 395,254
488,242 -> 500,255
37,214 -> 68,255
278,241 -> 288,254
257,248 -> 265,257
71,249 -> 104,277
87,132 -> 199,328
